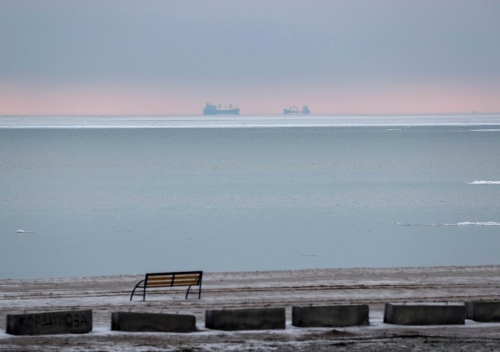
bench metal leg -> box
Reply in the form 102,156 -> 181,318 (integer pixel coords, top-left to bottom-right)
185,285 -> 202,299
129,279 -> 145,301
198,278 -> 202,299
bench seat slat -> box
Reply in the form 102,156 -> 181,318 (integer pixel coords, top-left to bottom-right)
146,278 -> 173,283
146,279 -> 200,284
145,284 -> 174,288
171,281 -> 199,286
147,274 -> 201,281
146,281 -> 200,288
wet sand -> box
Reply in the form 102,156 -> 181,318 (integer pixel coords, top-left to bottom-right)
1,265 -> 500,351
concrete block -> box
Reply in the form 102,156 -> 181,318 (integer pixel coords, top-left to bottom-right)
384,303 -> 465,325
6,310 -> 92,336
205,307 -> 285,331
292,305 -> 369,328
111,312 -> 196,333
466,302 -> 500,322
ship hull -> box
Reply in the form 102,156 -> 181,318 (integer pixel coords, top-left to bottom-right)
204,108 -> 240,115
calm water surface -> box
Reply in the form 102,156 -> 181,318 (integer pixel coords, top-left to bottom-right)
1,115 -> 500,279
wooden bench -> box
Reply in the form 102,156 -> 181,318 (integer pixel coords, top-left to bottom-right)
130,271 -> 203,301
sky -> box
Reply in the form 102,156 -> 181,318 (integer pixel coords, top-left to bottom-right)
1,0 -> 499,115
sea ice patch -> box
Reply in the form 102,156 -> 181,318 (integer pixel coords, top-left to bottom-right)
467,181 -> 500,185
393,222 -> 500,227
470,129 -> 500,132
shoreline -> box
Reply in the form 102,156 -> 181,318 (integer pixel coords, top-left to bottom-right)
1,265 -> 500,350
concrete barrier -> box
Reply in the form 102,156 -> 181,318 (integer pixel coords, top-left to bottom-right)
205,307 -> 285,331
292,305 -> 369,328
384,303 -> 465,325
466,302 -> 500,322
111,312 -> 196,332
6,310 -> 92,336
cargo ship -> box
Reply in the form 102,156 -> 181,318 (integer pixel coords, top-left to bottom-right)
283,105 -> 310,115
203,103 -> 240,115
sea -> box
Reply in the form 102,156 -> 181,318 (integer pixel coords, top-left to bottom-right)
1,114 -> 500,279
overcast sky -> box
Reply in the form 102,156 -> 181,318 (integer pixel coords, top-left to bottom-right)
1,0 -> 499,115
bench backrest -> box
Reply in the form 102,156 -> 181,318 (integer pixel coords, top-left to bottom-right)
144,271 -> 203,288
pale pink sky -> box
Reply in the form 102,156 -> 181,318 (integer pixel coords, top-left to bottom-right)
1,0 -> 499,115
1,83 -> 498,115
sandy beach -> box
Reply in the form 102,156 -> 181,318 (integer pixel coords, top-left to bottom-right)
1,265 -> 500,351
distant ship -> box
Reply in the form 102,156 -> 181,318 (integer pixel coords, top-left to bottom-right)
283,105 -> 310,115
203,103 -> 240,115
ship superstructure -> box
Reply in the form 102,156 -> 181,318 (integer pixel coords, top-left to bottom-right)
283,105 -> 310,115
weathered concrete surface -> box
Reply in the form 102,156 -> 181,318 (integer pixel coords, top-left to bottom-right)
111,312 -> 196,332
6,310 -> 92,335
292,305 -> 369,327
205,308 -> 285,331
466,302 -> 500,322
384,303 -> 465,325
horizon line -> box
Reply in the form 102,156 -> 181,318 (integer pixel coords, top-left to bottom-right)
2,112 -> 500,117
